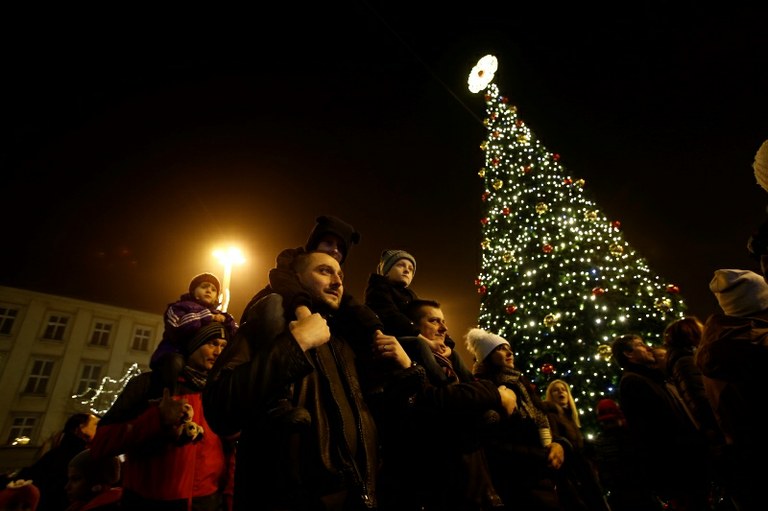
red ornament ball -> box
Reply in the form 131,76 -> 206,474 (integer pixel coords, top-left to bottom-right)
481,191 -> 490,201
478,285 -> 487,295
541,363 -> 555,375
592,287 -> 605,296
474,278 -> 482,286
502,207 -> 510,215
505,305 -> 518,314
481,217 -> 489,225
611,220 -> 622,230
563,178 -> 572,185
666,284 -> 680,294
552,153 -> 560,161
542,244 -> 553,253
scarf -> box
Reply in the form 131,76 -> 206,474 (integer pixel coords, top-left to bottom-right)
182,365 -> 208,390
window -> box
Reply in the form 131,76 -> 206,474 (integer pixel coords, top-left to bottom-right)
23,359 -> 54,394
131,326 -> 153,352
7,415 -> 37,446
75,363 -> 103,395
42,314 -> 68,341
0,306 -> 18,335
89,321 -> 113,347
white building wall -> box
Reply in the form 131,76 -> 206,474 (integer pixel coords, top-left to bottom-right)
0,286 -> 163,473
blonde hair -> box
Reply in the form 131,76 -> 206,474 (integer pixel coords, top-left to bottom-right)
545,379 -> 581,428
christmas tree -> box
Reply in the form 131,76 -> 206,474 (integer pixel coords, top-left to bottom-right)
467,55 -> 686,437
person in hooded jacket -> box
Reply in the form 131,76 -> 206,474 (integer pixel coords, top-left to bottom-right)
696,269 -> 768,511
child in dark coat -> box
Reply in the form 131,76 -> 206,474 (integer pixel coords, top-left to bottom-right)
365,249 -> 473,385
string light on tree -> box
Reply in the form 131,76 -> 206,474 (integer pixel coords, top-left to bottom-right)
72,363 -> 142,416
467,55 -> 686,437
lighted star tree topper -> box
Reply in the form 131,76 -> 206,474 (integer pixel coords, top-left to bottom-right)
467,55 -> 686,436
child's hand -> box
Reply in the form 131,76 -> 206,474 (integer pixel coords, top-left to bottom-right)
212,314 -> 226,322
373,330 -> 412,368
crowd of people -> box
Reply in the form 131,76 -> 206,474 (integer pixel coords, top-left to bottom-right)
2,212 -> 767,511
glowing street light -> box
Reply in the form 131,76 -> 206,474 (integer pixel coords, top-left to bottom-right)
212,247 -> 245,313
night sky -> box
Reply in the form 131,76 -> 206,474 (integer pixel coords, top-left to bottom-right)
3,3 -> 768,361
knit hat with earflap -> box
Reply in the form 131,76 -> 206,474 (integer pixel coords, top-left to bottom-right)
464,327 -> 509,363
377,249 -> 416,277
710,269 -> 768,317
596,398 -> 623,422
184,323 -> 228,356
305,215 -> 361,265
188,273 -> 221,295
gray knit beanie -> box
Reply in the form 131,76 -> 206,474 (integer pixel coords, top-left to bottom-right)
377,249 -> 416,277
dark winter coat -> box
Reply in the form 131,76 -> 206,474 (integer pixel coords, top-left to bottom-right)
373,360 -> 505,511
695,311 -> 768,511
473,367 -> 566,511
544,402 -> 609,511
665,344 -> 721,440
617,363 -> 709,501
364,273 -> 420,337
696,311 -> 768,448
203,293 -> 379,511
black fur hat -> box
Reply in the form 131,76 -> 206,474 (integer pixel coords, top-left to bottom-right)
304,215 -> 361,264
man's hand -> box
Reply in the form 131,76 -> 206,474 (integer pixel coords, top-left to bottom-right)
546,441 -> 565,470
294,305 -> 312,320
290,313 -> 331,351
158,388 -> 188,426
212,313 -> 226,322
497,385 -> 517,416
373,330 -> 412,368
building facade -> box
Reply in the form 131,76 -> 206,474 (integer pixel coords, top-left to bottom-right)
0,286 -> 163,474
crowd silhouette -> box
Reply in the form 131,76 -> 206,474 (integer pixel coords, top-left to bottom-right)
4,195 -> 768,510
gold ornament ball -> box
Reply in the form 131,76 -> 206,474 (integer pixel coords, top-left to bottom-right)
502,252 -> 513,263
609,243 -> 624,257
493,179 -> 503,190
478,168 -> 486,177
654,298 -> 672,312
597,344 -> 612,358
543,313 -> 557,327
535,202 -> 548,214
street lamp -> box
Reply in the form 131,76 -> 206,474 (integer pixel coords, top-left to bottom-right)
212,247 -> 245,313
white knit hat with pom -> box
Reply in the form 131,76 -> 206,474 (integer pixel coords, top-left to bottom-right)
710,269 -> 768,317
753,139 -> 768,193
464,327 -> 509,363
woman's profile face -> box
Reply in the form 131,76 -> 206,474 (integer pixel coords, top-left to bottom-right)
488,343 -> 515,369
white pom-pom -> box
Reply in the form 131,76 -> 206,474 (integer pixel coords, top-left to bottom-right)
753,139 -> 768,193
